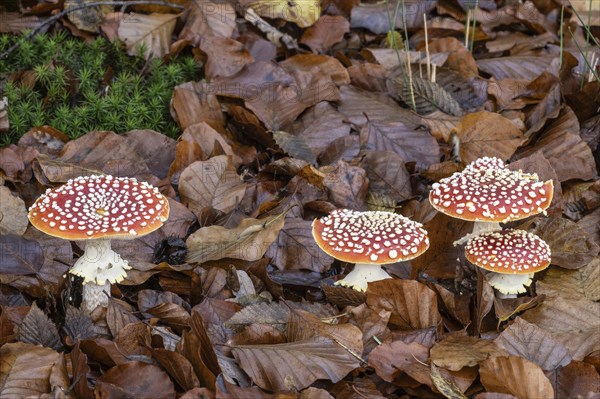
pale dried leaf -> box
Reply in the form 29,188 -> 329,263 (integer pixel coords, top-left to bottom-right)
179,156 -> 247,217
477,55 -> 555,80
118,13 -> 178,59
520,295 -> 600,335
239,0 -> 320,28
186,213 -> 285,263
273,131 -> 317,166
430,334 -> 504,371
366,279 -> 441,330
233,337 -> 359,391
430,363 -> 468,399
479,356 -> 554,399
0,186 -> 28,236
496,317 -> 571,371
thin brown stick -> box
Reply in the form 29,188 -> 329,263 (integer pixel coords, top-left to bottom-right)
0,1 -> 185,60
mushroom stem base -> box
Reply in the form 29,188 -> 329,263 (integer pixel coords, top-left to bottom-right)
486,272 -> 534,295
70,239 -> 131,285
334,263 -> 392,292
82,282 -> 111,312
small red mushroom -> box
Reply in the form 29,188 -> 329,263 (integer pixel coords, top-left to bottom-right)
312,209 -> 429,291
28,175 -> 169,311
464,229 -> 551,295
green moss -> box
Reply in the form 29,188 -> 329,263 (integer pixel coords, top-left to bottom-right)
0,32 -> 199,143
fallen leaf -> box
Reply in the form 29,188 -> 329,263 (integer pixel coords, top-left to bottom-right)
178,0 -> 236,45
454,111 -> 524,164
554,360 -> 600,399
360,119 -> 440,169
300,15 -> 349,52
359,150 -> 412,203
201,37 -> 255,79
266,217 -> 333,272
95,361 -> 176,398
179,155 -> 247,217
430,334 -> 505,371
366,279 -> 441,330
495,317 -> 571,371
322,160 -> 369,209
171,82 -> 226,132
520,295 -> 599,335
0,186 -> 28,236
536,258 -> 600,301
368,339 -> 431,385
272,131 -> 317,166
152,348 -> 201,392
16,302 -> 61,350
350,0 -> 437,34
233,337 -> 360,391
479,356 -> 554,399
477,55 -> 555,80
186,213 -> 285,263
0,342 -> 63,398
118,13 -> 178,59
430,363 -> 468,399
0,235 -> 43,276
388,75 -> 464,116
239,0 -> 320,28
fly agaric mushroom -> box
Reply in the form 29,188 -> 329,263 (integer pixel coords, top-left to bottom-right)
312,209 -> 429,291
464,229 -> 551,295
28,175 -> 169,312
429,157 -> 553,241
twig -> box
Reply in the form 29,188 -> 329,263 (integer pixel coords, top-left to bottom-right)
0,1 -> 185,60
243,8 -> 299,50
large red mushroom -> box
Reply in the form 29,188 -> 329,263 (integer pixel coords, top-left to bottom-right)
28,175 -> 169,311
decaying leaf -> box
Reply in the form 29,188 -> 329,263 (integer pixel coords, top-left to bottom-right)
186,213 -> 286,263
430,334 -> 505,371
495,317 -> 571,371
272,131 -> 317,166
366,279 -> 441,330
479,356 -> 554,399
239,0 -> 320,28
16,302 -> 61,350
388,75 -> 463,116
430,363 -> 468,399
95,361 -> 176,398
536,258 -> 600,301
0,186 -> 28,236
233,337 -> 360,391
179,155 -> 247,217
117,12 -> 178,59
0,235 -> 43,276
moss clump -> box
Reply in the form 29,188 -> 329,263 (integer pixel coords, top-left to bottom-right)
0,32 -> 198,145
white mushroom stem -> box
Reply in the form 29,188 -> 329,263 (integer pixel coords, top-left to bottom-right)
453,221 -> 502,246
70,239 -> 131,312
334,264 -> 392,292
485,272 -> 534,298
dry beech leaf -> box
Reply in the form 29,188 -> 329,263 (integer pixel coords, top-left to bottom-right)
454,111 -> 524,165
171,82 -> 225,132
201,37 -> 255,79
520,295 -> 599,336
96,361 -> 176,398
554,360 -> 600,399
368,340 -> 432,385
536,258 -> 600,301
359,151 -> 412,203
186,213 -> 285,263
146,303 -> 191,330
71,341 -> 94,399
239,0 -> 320,28
266,217 -> 334,272
366,279 -> 441,330
516,106 -> 597,182
232,337 -> 359,391
529,217 -> 600,269
359,120 -> 440,169
430,363 -> 468,399
63,305 -> 95,342
300,15 -> 349,52
117,13 -> 178,59
494,295 -> 545,324
388,75 -> 463,116
272,131 -> 317,166
178,0 -> 236,45
479,356 -> 554,399
179,155 -> 247,217
287,309 -> 364,357
16,302 -> 61,351
0,186 -> 28,236
152,348 -> 201,392
106,298 -> 139,337
338,85 -> 422,128
177,330 -> 217,389
350,0 -> 436,33
477,55 -> 555,80
225,301 -> 335,333
0,342 -> 63,398
430,334 -> 504,371
348,304 -> 391,356
495,317 -> 571,371
322,160 -> 368,209
0,235 -> 43,276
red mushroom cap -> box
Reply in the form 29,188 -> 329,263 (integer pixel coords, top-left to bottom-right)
312,209 -> 429,264
28,175 -> 169,240
429,157 -> 553,222
464,229 -> 551,275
